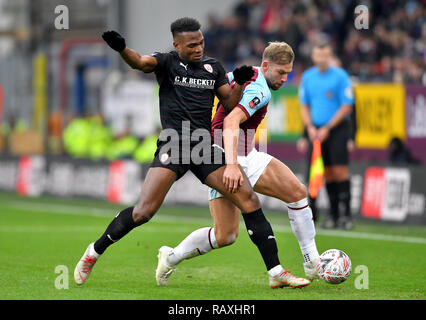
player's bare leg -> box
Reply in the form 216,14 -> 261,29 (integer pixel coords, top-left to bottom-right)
158,197 -> 240,286
164,197 -> 239,266
132,167 -> 177,223
204,165 -> 260,212
75,167 -> 176,285
210,197 -> 240,247
254,158 -> 320,280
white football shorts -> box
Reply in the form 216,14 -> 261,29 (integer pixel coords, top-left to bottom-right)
209,148 -> 274,200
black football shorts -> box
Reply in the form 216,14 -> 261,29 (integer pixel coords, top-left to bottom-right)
150,139 -> 226,183
308,121 -> 350,166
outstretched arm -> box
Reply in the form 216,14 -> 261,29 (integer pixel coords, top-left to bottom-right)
102,30 -> 158,73
120,48 -> 158,72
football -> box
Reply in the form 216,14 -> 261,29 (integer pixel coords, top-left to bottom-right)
316,249 -> 352,284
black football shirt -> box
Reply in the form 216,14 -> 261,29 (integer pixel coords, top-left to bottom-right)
151,51 -> 227,139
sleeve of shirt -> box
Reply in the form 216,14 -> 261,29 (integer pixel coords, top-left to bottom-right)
339,71 -> 354,106
214,61 -> 229,90
236,83 -> 268,119
299,73 -> 310,106
226,71 -> 234,84
150,52 -> 169,74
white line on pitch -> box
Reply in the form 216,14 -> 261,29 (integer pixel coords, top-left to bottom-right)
2,200 -> 426,244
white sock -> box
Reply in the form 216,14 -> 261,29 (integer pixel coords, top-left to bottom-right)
287,198 -> 320,263
89,243 -> 100,259
168,227 -> 218,266
268,264 -> 285,277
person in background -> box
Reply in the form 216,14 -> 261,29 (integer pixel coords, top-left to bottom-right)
297,104 -> 356,224
299,42 -> 355,230
388,137 -> 420,165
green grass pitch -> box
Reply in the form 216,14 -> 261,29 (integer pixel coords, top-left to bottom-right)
0,192 -> 425,300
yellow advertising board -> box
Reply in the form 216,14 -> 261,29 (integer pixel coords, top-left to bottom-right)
354,84 -> 405,149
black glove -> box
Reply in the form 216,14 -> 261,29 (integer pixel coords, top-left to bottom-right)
233,65 -> 254,85
102,30 -> 126,52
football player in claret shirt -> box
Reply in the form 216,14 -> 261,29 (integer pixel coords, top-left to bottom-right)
74,18 -> 301,288
157,42 -> 318,289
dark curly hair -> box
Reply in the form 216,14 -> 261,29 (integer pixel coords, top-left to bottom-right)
170,17 -> 201,37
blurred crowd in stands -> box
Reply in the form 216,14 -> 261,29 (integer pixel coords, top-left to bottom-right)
62,115 -> 159,163
203,0 -> 425,84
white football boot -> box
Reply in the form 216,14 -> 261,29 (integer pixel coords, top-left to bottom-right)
155,246 -> 176,286
74,243 -> 98,285
304,257 -> 320,281
269,270 -> 311,289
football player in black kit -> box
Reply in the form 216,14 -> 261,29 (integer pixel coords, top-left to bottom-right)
74,17 -> 308,289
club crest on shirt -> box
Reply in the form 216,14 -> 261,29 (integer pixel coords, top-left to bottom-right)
203,64 -> 213,73
160,153 -> 170,164
345,86 -> 354,99
249,97 -> 260,109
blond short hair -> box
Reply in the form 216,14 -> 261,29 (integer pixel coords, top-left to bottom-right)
262,41 -> 294,65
